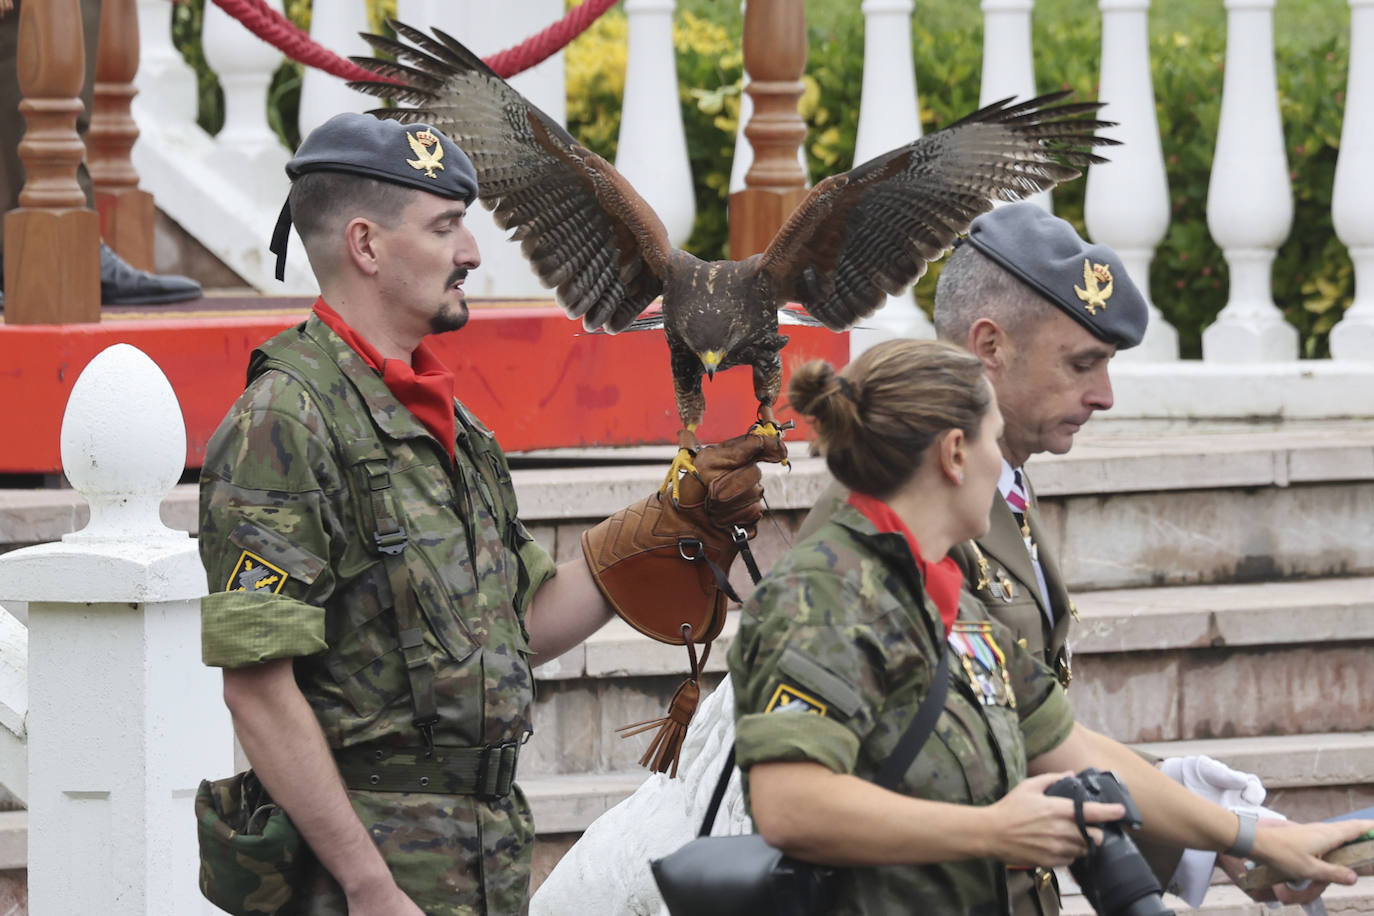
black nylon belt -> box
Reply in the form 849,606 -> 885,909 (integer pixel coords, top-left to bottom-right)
335,743 -> 519,798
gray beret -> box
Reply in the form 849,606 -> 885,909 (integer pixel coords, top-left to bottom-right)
964,202 -> 1148,349
270,113 -> 479,280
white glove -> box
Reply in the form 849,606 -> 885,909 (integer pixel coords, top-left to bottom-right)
1159,755 -> 1268,907
1159,754 -> 1266,808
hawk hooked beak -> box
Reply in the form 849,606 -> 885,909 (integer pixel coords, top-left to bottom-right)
699,350 -> 723,381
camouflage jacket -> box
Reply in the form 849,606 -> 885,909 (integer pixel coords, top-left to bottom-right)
199,315 -> 556,915
730,504 -> 1074,916
803,480 -> 1073,683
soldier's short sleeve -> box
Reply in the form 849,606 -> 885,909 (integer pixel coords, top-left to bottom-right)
997,618 -> 1074,759
199,374 -> 339,668
514,529 -> 556,617
730,570 -> 893,777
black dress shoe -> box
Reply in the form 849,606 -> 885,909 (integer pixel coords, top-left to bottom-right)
100,243 -> 202,305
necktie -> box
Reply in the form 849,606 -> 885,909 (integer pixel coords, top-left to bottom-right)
1009,469 -> 1036,560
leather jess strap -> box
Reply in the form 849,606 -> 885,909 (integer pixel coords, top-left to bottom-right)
335,743 -> 519,798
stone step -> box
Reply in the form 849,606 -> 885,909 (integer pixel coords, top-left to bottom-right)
525,577 -> 1374,776
4,422 -> 1373,593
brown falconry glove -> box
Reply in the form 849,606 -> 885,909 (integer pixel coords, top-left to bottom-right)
582,430 -> 788,776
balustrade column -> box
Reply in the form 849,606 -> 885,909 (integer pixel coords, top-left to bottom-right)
3,0 -> 100,324
980,0 -> 1050,212
201,0 -> 290,184
729,0 -> 807,258
89,0 -> 155,272
849,0 -> 936,357
298,0 -> 373,138
1084,0 -> 1177,360
619,0 -> 696,248
1329,0 -> 1374,360
133,0 -> 198,126
422,0 -> 567,299
1202,0 -> 1297,362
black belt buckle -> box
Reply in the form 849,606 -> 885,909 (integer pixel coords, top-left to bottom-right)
476,742 -> 519,799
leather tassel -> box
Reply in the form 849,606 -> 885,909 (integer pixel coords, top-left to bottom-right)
616,677 -> 701,777
616,626 -> 708,777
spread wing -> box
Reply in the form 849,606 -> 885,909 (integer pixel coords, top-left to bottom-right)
758,93 -> 1119,331
349,21 -> 671,333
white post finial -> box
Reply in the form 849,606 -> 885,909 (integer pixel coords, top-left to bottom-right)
1202,0 -> 1298,362
618,0 -> 697,247
1085,0 -> 1178,361
1330,0 -> 1374,360
979,0 -> 1051,213
60,344 -> 189,543
299,0 -> 374,138
848,0 -> 937,358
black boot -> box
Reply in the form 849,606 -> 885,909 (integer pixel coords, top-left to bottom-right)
100,243 -> 202,305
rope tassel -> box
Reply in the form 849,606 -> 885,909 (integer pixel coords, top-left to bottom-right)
616,624 -> 708,778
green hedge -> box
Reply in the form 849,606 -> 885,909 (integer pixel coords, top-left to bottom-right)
174,0 -> 1353,357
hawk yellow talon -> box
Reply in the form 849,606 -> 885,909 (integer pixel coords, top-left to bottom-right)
748,418 -> 794,469
660,447 -> 700,506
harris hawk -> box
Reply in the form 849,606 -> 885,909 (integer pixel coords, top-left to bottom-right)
349,23 -> 1117,497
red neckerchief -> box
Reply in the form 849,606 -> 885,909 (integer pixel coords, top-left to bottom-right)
847,491 -> 963,637
313,299 -> 457,462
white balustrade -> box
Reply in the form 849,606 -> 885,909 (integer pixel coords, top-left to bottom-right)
0,344 -> 232,914
299,0 -> 374,138
619,0 -> 697,247
1085,0 -> 1178,361
849,0 -> 937,358
410,0 -> 572,299
201,0 -> 291,183
1202,0 -> 1297,362
133,0 -> 199,126
979,0 -> 1051,213
1329,0 -> 1374,360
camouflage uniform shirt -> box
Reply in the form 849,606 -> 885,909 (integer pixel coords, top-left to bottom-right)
199,316 -> 556,915
729,504 -> 1075,916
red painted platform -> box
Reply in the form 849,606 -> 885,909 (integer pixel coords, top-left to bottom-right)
0,298 -> 849,475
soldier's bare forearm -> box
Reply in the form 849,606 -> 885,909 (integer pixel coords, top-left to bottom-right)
221,660 -> 413,907
525,559 -> 614,667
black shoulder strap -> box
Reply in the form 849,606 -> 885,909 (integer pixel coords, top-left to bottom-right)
250,330 -> 440,751
696,539 -> 952,836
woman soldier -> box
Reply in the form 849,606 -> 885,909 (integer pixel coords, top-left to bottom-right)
728,339 -> 1370,915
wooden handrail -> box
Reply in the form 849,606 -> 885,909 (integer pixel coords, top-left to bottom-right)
728,0 -> 808,259
89,0 -> 154,272
2,0 -> 100,324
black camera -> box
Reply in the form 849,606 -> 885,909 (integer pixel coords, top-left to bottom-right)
1045,768 -> 1175,916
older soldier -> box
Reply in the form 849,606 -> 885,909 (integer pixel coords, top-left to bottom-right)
197,113 -> 779,915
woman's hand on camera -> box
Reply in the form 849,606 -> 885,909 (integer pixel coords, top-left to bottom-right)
982,771 -> 1126,868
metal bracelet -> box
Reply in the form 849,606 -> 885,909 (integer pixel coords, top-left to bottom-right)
1226,809 -> 1258,858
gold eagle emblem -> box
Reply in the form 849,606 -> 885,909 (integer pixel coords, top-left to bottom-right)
406,129 -> 445,179
1074,259 -> 1114,315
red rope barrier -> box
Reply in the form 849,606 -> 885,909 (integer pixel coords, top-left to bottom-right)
207,0 -> 622,83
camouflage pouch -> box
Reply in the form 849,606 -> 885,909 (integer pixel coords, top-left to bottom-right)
196,770 -> 313,915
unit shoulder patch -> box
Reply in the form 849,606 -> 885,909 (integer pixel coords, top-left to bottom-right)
765,683 -> 828,717
225,551 -> 289,594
